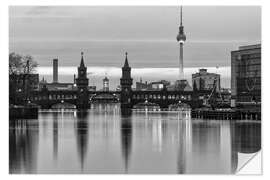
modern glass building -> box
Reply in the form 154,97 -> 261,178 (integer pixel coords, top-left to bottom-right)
231,44 -> 261,107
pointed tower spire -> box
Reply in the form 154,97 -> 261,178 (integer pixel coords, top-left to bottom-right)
80,52 -> 85,67
124,52 -> 129,67
180,6 -> 183,26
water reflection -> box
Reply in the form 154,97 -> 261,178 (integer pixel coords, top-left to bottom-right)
231,121 -> 261,173
9,119 -> 39,173
53,113 -> 58,160
9,104 -> 261,174
120,109 -> 132,173
75,111 -> 89,170
234,121 -> 261,154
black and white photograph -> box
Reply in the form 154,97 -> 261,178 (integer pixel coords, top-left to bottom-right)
7,3 -> 262,175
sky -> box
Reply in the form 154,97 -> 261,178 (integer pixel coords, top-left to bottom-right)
9,6 -> 261,89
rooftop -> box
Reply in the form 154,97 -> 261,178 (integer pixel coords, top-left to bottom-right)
238,44 -> 261,51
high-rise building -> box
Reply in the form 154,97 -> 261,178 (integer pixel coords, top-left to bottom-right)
192,69 -> 221,92
53,58 -> 58,83
231,44 -> 261,107
176,6 -> 186,80
103,76 -> 109,91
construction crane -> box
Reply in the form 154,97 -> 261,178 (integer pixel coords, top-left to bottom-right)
206,77 -> 224,109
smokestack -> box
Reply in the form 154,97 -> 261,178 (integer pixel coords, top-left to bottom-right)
53,58 -> 58,83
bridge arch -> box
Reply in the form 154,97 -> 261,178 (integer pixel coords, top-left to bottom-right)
168,101 -> 191,111
51,101 -> 76,109
133,100 -> 160,111
90,93 -> 119,103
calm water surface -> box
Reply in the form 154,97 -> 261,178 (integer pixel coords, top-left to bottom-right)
9,103 -> 261,174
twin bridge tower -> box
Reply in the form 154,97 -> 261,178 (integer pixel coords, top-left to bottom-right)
34,7 -> 190,110
74,51 -> 133,110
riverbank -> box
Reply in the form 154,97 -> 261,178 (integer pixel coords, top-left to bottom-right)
9,105 -> 38,119
191,108 -> 261,120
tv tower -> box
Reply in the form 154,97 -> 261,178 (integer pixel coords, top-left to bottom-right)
176,6 -> 186,80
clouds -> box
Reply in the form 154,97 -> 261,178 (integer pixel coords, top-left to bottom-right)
10,6 -> 261,42
37,66 -> 230,78
9,6 -> 261,69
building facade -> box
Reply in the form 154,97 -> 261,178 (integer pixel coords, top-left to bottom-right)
149,80 -> 170,90
39,82 -> 75,91
231,44 -> 261,107
103,76 -> 109,91
136,79 -> 170,91
192,69 -> 220,92
136,78 -> 148,91
167,79 -> 192,91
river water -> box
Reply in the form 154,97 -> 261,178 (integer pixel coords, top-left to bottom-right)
9,103 -> 261,174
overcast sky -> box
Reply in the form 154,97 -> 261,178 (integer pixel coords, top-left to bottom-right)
10,6 -> 261,42
9,6 -> 261,87
9,6 -> 261,67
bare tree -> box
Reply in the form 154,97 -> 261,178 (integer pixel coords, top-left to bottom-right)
9,52 -> 23,75
22,55 -> 38,74
9,52 -> 38,74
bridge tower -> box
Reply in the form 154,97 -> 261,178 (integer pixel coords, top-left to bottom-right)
120,52 -> 133,109
76,52 -> 90,109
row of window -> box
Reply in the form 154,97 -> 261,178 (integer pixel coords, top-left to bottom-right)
237,95 -> 261,102
240,53 -> 261,60
132,94 -> 191,100
237,64 -> 261,72
30,94 -> 77,101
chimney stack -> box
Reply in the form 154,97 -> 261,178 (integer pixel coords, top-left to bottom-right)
53,58 -> 58,83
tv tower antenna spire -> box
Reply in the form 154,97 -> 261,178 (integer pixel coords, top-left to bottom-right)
176,5 -> 186,80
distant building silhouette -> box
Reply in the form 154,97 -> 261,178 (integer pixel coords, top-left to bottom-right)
103,76 -> 109,91
192,68 -> 221,92
39,59 -> 76,90
167,79 -> 192,91
135,78 -> 170,91
53,58 -> 58,83
149,80 -> 170,90
39,81 -> 75,91
136,78 -> 148,91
